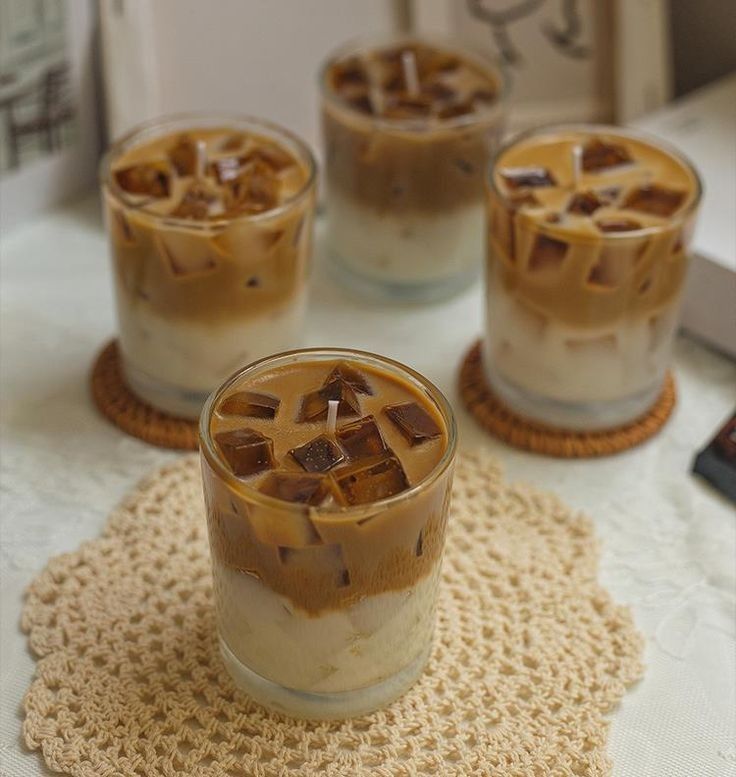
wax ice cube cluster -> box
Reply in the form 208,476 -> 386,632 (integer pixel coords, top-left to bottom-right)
498,136 -> 689,235
113,131 -> 301,219
213,361 -> 442,507
493,135 -> 693,299
329,41 -> 499,122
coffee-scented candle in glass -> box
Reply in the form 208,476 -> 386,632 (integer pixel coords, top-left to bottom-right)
321,37 -> 506,302
199,349 -> 456,719
484,125 -> 701,430
101,115 -> 317,419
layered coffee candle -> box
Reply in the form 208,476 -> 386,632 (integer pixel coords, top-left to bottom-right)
321,37 -> 506,301
199,349 -> 456,719
484,125 -> 701,430
101,115 -> 316,419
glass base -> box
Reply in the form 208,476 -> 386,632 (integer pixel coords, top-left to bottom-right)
219,635 -> 431,720
123,361 -> 209,421
329,250 -> 479,304
483,358 -> 663,432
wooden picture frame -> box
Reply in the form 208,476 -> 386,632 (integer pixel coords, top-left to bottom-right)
409,0 -> 673,128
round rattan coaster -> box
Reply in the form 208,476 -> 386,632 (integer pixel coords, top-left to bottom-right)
22,452 -> 643,777
90,339 -> 198,450
459,340 -> 676,458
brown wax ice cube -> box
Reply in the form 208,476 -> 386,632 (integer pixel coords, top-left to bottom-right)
114,163 -> 170,198
332,58 -> 368,91
168,135 -> 198,176
219,391 -> 280,419
155,235 -> 217,277
586,250 -> 635,288
528,235 -> 568,273
243,143 -> 297,173
298,378 -> 360,423
384,402 -> 442,446
595,218 -> 642,233
346,93 -> 374,115
382,72 -> 405,93
567,190 -> 603,216
324,362 -> 373,395
501,167 -> 557,190
582,139 -> 632,172
220,134 -> 243,152
383,96 -> 433,120
433,54 -> 461,73
226,161 -> 280,215
424,81 -> 458,102
290,435 -> 345,473
332,453 -> 410,506
623,184 -> 685,217
336,415 -> 388,459
170,181 -> 225,219
259,472 -> 330,505
215,428 -> 276,477
438,101 -> 475,120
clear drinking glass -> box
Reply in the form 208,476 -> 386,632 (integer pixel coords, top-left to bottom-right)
199,348 -> 457,719
483,124 -> 702,430
320,36 -> 507,302
100,114 -> 317,419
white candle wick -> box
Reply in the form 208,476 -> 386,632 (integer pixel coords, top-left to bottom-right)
401,50 -> 420,97
326,400 -> 339,436
195,140 -> 207,180
361,56 -> 385,115
571,144 -> 583,190
369,84 -> 385,115
361,55 -> 384,116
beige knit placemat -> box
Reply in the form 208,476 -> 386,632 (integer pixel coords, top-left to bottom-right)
22,452 -> 644,777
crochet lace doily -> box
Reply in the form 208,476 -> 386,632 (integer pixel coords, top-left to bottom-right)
22,451 -> 644,777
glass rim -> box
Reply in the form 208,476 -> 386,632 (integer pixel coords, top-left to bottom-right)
199,347 -> 458,515
318,32 -> 509,133
99,112 -> 318,229
487,122 -> 703,238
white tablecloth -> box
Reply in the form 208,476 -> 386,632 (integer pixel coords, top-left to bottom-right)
1,196 -> 734,776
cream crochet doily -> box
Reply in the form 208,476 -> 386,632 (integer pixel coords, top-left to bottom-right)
22,451 -> 644,777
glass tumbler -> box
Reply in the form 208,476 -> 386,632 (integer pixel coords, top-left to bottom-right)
321,36 -> 507,302
483,124 -> 702,430
100,114 -> 317,419
199,348 -> 457,719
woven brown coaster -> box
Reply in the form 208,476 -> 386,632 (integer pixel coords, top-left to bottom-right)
22,452 -> 643,776
459,340 -> 676,458
90,339 -> 198,451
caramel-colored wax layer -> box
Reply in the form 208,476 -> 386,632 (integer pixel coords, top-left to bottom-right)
322,40 -> 504,213
202,358 -> 453,614
487,129 -> 699,328
105,127 -> 313,324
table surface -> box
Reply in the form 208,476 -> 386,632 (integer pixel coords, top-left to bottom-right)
1,195 -> 734,777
